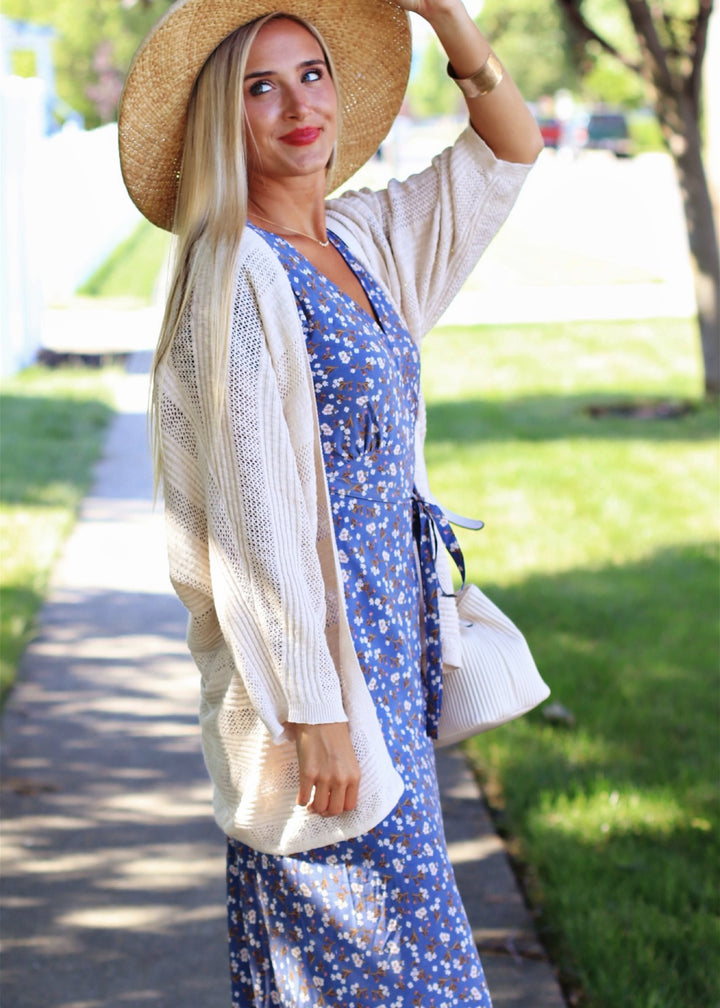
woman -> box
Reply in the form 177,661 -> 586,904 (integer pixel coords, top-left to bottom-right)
119,0 -> 542,1004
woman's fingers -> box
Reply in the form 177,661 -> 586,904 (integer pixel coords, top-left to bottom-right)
342,774 -> 360,813
296,774 -> 315,808
291,721 -> 361,817
309,775 -> 359,817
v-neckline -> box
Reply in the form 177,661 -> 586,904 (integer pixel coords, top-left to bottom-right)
251,224 -> 385,332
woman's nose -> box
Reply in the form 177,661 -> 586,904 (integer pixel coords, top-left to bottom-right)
283,84 -> 309,118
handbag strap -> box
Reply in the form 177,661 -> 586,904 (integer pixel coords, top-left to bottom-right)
411,489 -> 484,737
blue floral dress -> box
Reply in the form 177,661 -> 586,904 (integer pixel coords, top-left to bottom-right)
226,227 -> 492,1008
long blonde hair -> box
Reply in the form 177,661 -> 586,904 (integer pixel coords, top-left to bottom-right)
150,13 -> 338,489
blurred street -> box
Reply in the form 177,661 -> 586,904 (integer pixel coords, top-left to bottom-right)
369,125 -> 695,327
41,129 -> 696,358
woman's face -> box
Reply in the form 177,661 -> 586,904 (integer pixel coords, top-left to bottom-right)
243,18 -> 338,190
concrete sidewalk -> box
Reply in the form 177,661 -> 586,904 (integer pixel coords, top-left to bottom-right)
0,350 -> 566,1008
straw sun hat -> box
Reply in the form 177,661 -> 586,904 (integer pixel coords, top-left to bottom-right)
119,0 -> 412,231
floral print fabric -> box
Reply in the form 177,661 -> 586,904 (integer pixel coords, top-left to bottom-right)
226,228 -> 492,1008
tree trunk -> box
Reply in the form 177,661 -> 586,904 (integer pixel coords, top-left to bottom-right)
656,89 -> 720,398
555,0 -> 719,397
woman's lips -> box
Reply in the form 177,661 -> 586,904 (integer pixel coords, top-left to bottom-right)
280,127 -> 321,146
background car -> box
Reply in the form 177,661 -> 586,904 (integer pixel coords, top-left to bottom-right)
583,111 -> 633,157
536,116 -> 562,149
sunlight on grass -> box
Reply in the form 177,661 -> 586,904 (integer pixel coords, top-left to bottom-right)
431,435 -> 717,584
534,787 -> 691,841
422,319 -> 703,399
77,219 -> 170,304
424,320 -> 715,586
423,317 -> 719,1008
2,507 -> 73,582
0,366 -> 120,703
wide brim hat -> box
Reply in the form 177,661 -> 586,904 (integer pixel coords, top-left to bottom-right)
119,0 -> 412,231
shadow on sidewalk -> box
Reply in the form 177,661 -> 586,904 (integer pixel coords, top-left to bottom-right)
1,585 -> 229,1008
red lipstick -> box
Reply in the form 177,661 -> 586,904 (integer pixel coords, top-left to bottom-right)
281,127 -> 321,146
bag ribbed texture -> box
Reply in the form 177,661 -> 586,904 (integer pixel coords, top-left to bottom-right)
436,584 -> 550,747
159,128 -> 533,852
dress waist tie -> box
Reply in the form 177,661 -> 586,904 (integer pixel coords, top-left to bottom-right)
411,489 -> 483,739
328,483 -> 481,740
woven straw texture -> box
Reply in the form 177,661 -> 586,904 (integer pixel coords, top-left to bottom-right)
119,0 -> 411,231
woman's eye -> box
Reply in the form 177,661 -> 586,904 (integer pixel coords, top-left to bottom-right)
302,68 -> 323,83
248,79 -> 272,96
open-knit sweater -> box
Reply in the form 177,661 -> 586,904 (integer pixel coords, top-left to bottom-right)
158,126 -> 532,854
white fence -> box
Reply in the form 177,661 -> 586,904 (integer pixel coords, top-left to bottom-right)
0,76 -> 141,377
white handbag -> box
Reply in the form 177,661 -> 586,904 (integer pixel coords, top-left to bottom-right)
435,582 -> 550,747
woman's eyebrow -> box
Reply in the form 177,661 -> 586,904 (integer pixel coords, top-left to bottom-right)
244,58 -> 326,81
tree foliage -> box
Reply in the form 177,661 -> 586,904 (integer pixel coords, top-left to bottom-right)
3,0 -> 173,128
478,0 -> 582,101
407,37 -> 464,118
581,49 -> 648,106
479,0 -> 656,107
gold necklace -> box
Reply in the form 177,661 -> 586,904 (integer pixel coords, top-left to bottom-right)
250,211 -> 330,248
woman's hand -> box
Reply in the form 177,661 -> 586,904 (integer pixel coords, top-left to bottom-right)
392,0 -> 543,164
393,0 -> 458,17
290,721 -> 361,817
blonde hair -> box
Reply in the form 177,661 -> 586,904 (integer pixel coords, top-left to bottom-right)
150,13 -> 339,490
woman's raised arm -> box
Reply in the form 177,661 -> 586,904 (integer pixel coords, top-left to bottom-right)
395,0 -> 543,164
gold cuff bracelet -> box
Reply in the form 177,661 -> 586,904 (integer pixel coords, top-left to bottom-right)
447,52 -> 504,98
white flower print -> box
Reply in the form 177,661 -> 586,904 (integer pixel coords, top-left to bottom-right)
227,226 -> 493,1008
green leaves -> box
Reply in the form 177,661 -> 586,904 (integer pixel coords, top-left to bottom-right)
3,0 -> 174,128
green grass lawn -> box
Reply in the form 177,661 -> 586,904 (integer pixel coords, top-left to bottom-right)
0,366 -> 119,704
422,318 -> 719,1008
76,219 -> 170,304
0,218 -> 165,705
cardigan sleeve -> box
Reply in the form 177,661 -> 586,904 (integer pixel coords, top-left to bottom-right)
327,126 -> 533,341
160,254 -> 347,740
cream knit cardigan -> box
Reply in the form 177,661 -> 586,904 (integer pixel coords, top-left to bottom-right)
159,127 -> 532,854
